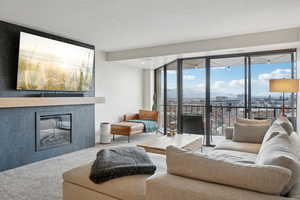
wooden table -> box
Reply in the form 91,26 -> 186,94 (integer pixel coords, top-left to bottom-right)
137,134 -> 203,155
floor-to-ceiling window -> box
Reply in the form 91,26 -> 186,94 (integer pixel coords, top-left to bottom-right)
154,49 -> 297,145
155,67 -> 165,132
166,61 -> 178,134
249,53 -> 296,124
209,56 -> 246,142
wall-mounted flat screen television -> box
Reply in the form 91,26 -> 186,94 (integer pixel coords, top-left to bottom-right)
17,32 -> 94,91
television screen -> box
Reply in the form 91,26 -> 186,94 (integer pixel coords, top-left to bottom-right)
17,32 -> 94,91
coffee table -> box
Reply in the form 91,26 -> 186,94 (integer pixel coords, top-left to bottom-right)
137,134 -> 203,155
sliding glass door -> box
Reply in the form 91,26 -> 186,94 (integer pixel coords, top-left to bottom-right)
154,49 -> 296,145
209,57 -> 246,143
181,59 -> 206,138
155,67 -> 165,132
249,53 -> 296,123
166,61 -> 178,134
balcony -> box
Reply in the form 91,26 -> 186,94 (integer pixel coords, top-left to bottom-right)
159,104 -> 295,137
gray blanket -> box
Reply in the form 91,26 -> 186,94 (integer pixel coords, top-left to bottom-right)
89,146 -> 156,184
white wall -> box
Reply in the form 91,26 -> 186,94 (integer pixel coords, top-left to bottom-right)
94,51 -> 143,142
142,69 -> 154,110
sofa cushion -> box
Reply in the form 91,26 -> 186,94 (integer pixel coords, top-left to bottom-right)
273,116 -> 294,136
139,110 -> 158,121
215,139 -> 261,154
63,163 -> 152,200
233,122 -> 270,143
167,146 -> 291,195
208,149 -> 257,164
256,132 -> 300,195
146,173 -> 292,200
236,118 -> 271,125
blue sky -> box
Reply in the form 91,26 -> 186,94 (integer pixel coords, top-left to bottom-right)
166,62 -> 292,97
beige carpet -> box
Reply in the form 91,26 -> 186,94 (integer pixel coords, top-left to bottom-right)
0,133 -> 167,200
0,133 -> 217,200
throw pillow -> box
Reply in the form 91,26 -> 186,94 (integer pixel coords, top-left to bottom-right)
236,118 -> 271,125
233,122 -> 270,143
274,116 -> 294,136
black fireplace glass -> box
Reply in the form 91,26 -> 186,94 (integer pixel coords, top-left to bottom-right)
36,113 -> 72,151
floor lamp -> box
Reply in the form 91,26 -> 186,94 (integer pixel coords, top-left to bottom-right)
269,79 -> 299,116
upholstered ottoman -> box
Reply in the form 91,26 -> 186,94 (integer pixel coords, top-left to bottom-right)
63,163 -> 151,200
111,122 -> 144,142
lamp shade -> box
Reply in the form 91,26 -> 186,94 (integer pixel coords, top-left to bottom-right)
269,79 -> 299,92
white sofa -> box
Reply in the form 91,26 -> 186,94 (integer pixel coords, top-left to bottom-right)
63,118 -> 300,200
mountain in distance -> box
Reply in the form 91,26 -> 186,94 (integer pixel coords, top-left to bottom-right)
167,88 -> 238,99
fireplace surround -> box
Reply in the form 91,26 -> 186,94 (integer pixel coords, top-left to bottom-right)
0,20 -> 96,172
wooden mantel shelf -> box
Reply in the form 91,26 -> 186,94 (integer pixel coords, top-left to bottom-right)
0,97 -> 105,108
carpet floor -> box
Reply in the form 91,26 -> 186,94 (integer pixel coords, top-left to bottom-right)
0,133 -> 217,200
0,133 -> 167,200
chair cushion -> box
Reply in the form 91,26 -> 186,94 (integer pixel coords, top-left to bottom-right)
63,163 -> 151,200
233,122 -> 270,143
139,110 -> 158,121
215,139 -> 261,154
111,122 -> 144,131
256,132 -> 300,195
166,146 -> 291,195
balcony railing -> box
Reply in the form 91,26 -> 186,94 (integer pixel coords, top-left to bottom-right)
158,104 -> 295,136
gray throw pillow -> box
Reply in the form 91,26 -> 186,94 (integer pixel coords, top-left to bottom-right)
233,122 -> 270,143
274,116 -> 294,136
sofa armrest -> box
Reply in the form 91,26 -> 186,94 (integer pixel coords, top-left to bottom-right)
146,173 -> 294,200
124,114 -> 139,121
225,127 -> 234,139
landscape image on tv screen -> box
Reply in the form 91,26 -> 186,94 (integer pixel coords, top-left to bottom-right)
17,32 -> 94,91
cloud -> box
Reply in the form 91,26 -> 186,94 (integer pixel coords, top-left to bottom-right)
212,81 -> 226,90
211,67 -> 226,70
195,81 -> 227,92
183,75 -> 196,80
195,83 -> 205,92
229,79 -> 244,87
258,69 -> 291,80
167,70 -> 176,74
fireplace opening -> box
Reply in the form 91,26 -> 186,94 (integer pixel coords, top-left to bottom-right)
36,113 -> 72,151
